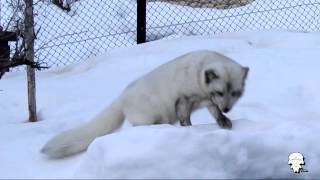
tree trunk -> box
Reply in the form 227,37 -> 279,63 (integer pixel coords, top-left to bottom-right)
24,0 -> 37,122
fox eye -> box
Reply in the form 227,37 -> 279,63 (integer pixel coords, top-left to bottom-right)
231,91 -> 242,97
216,91 -> 224,97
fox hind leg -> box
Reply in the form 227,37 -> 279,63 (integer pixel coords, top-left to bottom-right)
126,112 -> 162,126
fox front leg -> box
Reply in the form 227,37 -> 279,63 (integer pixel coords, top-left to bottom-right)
175,96 -> 192,126
207,104 -> 232,129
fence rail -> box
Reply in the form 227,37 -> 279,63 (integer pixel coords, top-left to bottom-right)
1,0 -> 320,68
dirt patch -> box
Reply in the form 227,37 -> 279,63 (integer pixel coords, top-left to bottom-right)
148,0 -> 256,9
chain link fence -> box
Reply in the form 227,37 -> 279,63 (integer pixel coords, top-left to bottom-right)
1,0 -> 320,68
1,0 -> 137,68
146,0 -> 320,41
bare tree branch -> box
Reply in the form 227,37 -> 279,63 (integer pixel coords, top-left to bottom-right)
0,57 -> 48,71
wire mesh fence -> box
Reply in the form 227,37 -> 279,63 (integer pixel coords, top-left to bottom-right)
146,0 -> 320,41
1,0 -> 137,68
1,0 -> 320,69
33,0 -> 137,67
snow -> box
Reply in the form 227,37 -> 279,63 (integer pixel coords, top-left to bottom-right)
1,30 -> 320,178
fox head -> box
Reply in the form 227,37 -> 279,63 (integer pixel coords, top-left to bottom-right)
202,62 -> 249,113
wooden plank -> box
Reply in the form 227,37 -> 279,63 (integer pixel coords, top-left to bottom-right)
0,32 -> 17,42
0,40 -> 10,78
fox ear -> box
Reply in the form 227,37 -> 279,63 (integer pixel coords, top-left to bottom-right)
205,69 -> 219,84
243,67 -> 249,80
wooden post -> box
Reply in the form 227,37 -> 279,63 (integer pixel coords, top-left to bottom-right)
24,0 -> 37,122
137,0 -> 146,44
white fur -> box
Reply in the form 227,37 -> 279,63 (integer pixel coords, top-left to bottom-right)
41,50 -> 248,158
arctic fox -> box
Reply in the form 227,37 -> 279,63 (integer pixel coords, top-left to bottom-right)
41,50 -> 249,158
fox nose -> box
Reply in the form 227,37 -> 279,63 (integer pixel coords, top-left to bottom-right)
223,108 -> 230,113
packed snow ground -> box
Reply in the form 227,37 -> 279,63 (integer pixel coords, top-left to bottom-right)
1,30 -> 320,178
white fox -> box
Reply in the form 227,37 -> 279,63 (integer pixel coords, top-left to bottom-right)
41,50 -> 249,158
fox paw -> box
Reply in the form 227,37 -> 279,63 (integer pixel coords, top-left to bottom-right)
217,116 -> 232,129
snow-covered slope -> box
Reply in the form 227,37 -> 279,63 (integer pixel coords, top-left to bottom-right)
1,30 -> 320,178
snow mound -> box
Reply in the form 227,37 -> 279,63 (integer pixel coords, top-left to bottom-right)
74,121 -> 319,178
1,31 -> 320,178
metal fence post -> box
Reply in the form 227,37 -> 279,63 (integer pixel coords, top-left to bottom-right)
137,0 -> 146,44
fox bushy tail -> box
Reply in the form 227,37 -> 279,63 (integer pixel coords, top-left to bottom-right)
41,100 -> 125,158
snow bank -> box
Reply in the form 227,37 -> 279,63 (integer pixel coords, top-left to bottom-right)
76,122 -> 320,179
0,30 -> 320,178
